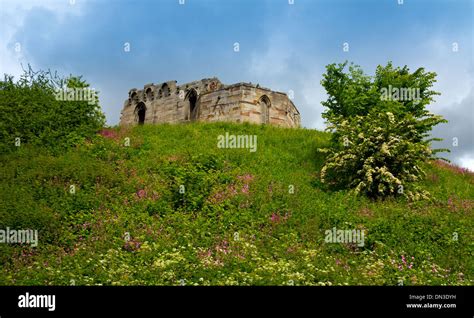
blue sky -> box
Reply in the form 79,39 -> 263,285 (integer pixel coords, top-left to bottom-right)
1,0 -> 473,169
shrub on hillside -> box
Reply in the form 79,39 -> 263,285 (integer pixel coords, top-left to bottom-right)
0,66 -> 105,153
319,62 -> 448,200
320,111 -> 443,200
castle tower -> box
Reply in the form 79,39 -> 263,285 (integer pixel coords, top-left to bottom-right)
120,78 -> 300,128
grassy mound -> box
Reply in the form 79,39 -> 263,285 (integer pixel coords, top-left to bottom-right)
0,122 -> 472,285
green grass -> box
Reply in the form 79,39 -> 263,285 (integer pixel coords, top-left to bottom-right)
0,122 -> 472,286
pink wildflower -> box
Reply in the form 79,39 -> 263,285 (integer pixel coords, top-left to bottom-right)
270,213 -> 280,223
136,189 -> 147,199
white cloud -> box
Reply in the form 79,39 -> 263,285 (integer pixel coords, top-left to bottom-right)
459,155 -> 474,172
0,0 -> 85,78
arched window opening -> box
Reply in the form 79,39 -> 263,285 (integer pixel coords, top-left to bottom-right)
162,84 -> 170,98
259,95 -> 271,124
135,102 -> 146,125
130,91 -> 138,103
145,88 -> 153,101
187,89 -> 198,121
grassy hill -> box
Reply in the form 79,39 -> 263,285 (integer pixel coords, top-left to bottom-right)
0,122 -> 472,285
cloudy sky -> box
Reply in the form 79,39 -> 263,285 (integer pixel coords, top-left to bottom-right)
1,0 -> 473,169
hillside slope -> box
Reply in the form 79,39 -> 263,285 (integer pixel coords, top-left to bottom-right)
1,122 -> 472,285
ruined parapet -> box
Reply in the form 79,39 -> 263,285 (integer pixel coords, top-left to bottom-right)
119,77 -> 300,128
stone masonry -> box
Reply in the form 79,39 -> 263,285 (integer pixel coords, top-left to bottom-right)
119,77 -> 301,128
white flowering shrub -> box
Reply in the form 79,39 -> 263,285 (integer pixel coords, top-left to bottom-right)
319,111 -> 448,200
319,62 -> 448,200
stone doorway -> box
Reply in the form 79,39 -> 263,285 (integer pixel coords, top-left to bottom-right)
188,89 -> 198,121
136,102 -> 146,125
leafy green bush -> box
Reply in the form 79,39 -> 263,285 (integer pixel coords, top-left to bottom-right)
163,154 -> 229,212
320,111 -> 439,199
0,67 -> 105,153
319,62 -> 448,199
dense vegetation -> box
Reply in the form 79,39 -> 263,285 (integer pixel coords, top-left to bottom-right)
0,65 -> 471,285
1,123 -> 472,285
0,68 -> 105,154
319,62 -> 448,199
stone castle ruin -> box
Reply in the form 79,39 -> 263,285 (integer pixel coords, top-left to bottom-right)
119,77 -> 301,128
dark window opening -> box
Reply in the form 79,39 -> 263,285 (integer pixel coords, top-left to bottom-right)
136,103 -> 146,125
131,91 -> 138,103
188,90 -> 198,121
162,84 -> 170,98
145,88 -> 153,101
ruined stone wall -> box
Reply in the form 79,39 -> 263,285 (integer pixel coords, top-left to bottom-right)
119,78 -> 300,128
